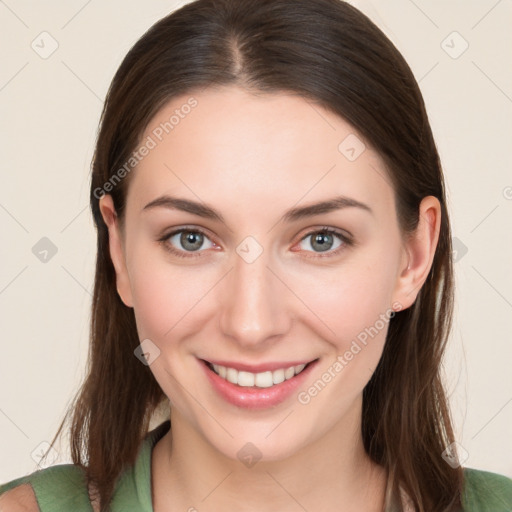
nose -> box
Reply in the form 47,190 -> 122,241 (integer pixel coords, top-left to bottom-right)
219,244 -> 291,349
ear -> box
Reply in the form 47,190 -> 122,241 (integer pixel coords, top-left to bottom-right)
98,194 -> 134,308
392,196 -> 441,311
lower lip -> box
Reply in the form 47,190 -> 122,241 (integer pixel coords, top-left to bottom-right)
199,358 -> 318,409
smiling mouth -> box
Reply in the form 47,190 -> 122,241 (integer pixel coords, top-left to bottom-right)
202,359 -> 318,388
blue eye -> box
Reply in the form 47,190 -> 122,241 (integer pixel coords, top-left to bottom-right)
159,227 -> 215,258
158,226 -> 353,259
300,229 -> 343,252
296,227 -> 352,258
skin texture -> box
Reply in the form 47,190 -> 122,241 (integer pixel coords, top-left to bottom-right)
99,86 -> 440,512
0,484 -> 39,511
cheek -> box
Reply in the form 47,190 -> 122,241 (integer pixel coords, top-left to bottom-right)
126,247 -> 210,400
130,267 -> 172,339
293,259 -> 398,413
295,253 -> 398,338
126,245 -> 226,360
126,242 -> 201,340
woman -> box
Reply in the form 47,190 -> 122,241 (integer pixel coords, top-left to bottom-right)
1,0 -> 511,510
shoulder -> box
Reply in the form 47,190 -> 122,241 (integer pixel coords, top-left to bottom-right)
462,467 -> 512,511
0,483 -> 39,511
0,464 -> 92,512
1,419 -> 169,512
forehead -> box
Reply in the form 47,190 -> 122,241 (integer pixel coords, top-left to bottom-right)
126,86 -> 395,218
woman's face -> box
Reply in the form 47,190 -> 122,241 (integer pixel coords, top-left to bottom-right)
100,86 -> 435,462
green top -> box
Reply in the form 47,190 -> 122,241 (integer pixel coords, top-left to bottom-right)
1,420 -> 511,511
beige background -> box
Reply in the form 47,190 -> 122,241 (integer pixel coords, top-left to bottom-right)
1,0 -> 511,482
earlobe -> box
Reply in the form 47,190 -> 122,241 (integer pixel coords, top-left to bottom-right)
392,196 -> 441,310
98,194 -> 134,308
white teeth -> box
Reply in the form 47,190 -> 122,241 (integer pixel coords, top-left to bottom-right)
272,368 -> 285,385
237,371 -> 255,387
210,362 -> 308,388
255,371 -> 273,388
226,367 -> 238,385
284,366 -> 295,380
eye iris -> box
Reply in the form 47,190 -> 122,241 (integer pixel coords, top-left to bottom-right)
312,232 -> 333,252
181,231 -> 203,251
172,230 -> 340,254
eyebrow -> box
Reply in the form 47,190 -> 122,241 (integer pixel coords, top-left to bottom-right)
142,194 -> 373,223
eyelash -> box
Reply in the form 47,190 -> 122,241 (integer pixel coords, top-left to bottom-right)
157,226 -> 353,260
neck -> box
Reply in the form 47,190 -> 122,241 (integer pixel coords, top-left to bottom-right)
151,398 -> 387,512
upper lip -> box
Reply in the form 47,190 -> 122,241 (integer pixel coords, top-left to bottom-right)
201,358 -> 317,373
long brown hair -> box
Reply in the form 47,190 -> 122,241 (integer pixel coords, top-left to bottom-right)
46,0 -> 464,510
